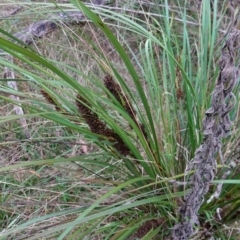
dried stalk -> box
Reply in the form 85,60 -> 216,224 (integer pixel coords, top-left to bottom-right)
3,56 -> 30,138
172,1 -> 240,239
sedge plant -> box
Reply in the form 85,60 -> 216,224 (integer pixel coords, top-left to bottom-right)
0,0 -> 239,239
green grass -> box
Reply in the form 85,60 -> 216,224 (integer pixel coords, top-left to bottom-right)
0,0 -> 240,239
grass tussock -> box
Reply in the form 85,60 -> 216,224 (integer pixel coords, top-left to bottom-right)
0,0 -> 240,239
